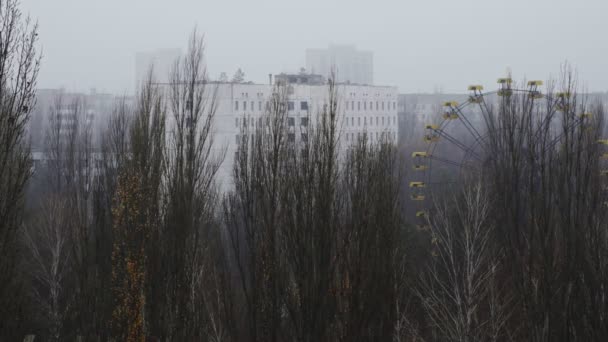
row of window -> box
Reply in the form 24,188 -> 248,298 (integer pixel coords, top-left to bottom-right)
236,100 -> 398,113
235,116 -> 310,128
236,115 -> 396,129
236,133 -> 308,144
345,131 -> 397,142
238,131 -> 396,145
235,100 -> 266,112
345,101 -> 396,112
236,130 -> 397,144
346,115 -> 397,127
235,100 -> 396,113
235,100 -> 310,112
347,92 -> 394,98
239,92 -> 266,98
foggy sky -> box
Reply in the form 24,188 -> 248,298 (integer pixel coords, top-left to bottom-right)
21,0 -> 608,94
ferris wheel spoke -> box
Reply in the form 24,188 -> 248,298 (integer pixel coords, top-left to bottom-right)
478,96 -> 495,136
432,129 -> 483,161
428,181 -> 459,186
429,155 -> 479,170
453,106 -> 487,149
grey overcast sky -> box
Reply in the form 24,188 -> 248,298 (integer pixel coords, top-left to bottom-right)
21,0 -> 608,94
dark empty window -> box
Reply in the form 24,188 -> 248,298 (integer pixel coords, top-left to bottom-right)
288,133 -> 295,142
243,101 -> 247,111
235,101 -> 239,110
301,133 -> 308,142
288,102 -> 295,111
300,101 -> 308,110
301,117 -> 309,126
288,117 -> 295,126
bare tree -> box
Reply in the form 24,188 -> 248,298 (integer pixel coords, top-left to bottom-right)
231,68 -> 245,83
0,0 -> 40,337
278,76 -> 347,342
84,97 -> 133,340
148,29 -> 226,340
111,71 -> 165,341
417,181 -> 509,342
335,134 -> 403,342
23,196 -> 72,341
481,69 -> 607,340
223,82 -> 290,342
22,92 -> 95,339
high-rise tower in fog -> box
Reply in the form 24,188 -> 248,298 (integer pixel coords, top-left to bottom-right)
306,45 -> 373,85
135,48 -> 182,87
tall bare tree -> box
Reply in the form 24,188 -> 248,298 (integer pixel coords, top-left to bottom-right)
484,70 -> 608,341
23,196 -> 73,342
278,77 -> 343,342
336,134 -> 403,342
111,72 -> 165,341
223,83 -> 290,342
417,180 -> 509,342
0,0 -> 40,337
23,93 -> 95,339
148,29 -> 225,340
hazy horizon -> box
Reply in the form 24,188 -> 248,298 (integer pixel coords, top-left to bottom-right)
21,0 -> 608,94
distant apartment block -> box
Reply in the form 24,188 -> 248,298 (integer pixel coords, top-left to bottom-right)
154,73 -> 397,191
306,45 -> 373,85
203,73 -> 397,191
28,88 -> 129,152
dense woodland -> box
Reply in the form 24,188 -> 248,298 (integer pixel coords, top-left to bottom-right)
2,1 -> 608,341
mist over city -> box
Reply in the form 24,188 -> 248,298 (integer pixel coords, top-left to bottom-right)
21,0 -> 608,94
2,0 -> 608,341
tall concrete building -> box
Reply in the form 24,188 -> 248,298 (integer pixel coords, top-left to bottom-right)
156,72 -> 397,191
306,45 -> 373,85
135,48 -> 182,87
203,73 -> 397,191
28,88 -> 130,152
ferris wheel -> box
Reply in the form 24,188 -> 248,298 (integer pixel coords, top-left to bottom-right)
409,78 -> 599,230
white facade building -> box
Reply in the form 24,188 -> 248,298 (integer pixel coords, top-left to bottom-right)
208,76 -> 398,191
306,45 -> 374,85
